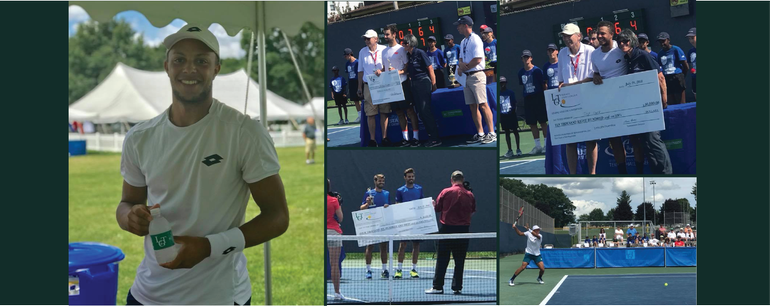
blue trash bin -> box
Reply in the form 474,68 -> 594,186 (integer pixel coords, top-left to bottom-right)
69,242 -> 126,305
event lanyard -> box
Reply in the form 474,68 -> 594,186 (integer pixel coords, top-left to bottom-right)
370,51 -> 378,68
570,53 -> 581,76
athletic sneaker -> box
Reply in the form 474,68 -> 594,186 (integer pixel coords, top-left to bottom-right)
381,138 -> 392,147
381,270 -> 389,279
425,140 -> 442,148
504,150 -> 514,158
453,290 -> 462,295
366,270 -> 372,279
466,134 -> 483,144
542,145 -> 546,153
399,140 -> 410,147
537,277 -> 544,284
516,149 -> 523,156
528,146 -> 542,155
344,119 -> 350,124
354,116 -> 361,123
410,269 -> 419,278
394,270 -> 403,279
334,293 -> 345,301
481,133 -> 497,144
409,139 -> 420,147
508,279 -> 515,286
424,288 -> 444,294
368,140 -> 378,147
336,120 -> 344,125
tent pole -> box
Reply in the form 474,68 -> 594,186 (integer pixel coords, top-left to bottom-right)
244,31 -> 256,115
281,30 -> 317,121
257,3 -> 272,305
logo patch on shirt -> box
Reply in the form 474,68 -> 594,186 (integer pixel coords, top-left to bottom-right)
616,59 -> 622,63
202,154 -> 223,166
223,246 -> 236,255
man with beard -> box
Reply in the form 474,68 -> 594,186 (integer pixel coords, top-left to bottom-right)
616,29 -> 673,174
118,24 -> 289,305
444,34 -> 461,86
394,168 -> 424,279
383,25 -> 421,147
360,174 -> 391,279
358,29 -> 390,147
656,32 -> 689,104
556,23 -> 598,174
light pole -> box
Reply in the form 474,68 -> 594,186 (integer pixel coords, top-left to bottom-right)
650,180 -> 657,227
643,178 -> 647,236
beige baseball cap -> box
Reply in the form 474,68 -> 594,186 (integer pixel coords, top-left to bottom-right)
163,24 -> 220,57
451,170 -> 464,180
362,29 -> 378,39
560,23 -> 581,36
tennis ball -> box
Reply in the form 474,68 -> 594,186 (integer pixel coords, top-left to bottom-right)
664,283 -> 668,286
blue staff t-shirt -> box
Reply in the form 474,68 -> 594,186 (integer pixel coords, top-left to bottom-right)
345,60 -> 359,80
518,66 -> 544,97
484,39 -> 497,63
592,238 -> 598,244
445,45 -> 461,66
362,190 -> 390,208
499,89 -> 516,114
584,238 -> 591,244
426,49 -> 446,70
542,62 -> 559,89
329,76 -> 346,93
396,184 -> 423,203
657,45 -> 687,75
688,47 -> 696,78
627,228 -> 638,237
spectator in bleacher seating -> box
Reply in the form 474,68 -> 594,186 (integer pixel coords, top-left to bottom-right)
592,235 -> 599,247
667,230 -> 677,244
649,237 -> 660,246
598,228 -> 607,244
626,225 -> 638,246
614,226 -> 624,244
584,236 -> 591,246
674,238 -> 685,247
657,224 -> 667,240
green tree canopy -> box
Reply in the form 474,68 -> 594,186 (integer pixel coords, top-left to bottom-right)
613,190 -> 634,220
499,178 -> 577,227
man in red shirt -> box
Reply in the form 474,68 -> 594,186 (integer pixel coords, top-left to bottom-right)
425,171 -> 476,295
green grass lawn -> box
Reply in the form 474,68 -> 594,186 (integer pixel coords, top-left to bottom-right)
69,147 -> 324,305
498,254 -> 696,305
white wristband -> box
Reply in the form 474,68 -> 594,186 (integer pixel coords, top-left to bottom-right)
206,227 -> 246,257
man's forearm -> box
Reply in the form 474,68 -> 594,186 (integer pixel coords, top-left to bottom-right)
467,58 -> 482,69
239,206 -> 289,249
358,74 -> 364,90
116,201 -> 139,232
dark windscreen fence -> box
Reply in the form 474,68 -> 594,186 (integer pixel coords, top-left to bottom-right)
326,233 -> 496,304
326,149 -> 498,252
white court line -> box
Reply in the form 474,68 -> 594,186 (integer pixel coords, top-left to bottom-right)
500,158 -> 544,170
328,126 -> 359,135
539,275 -> 568,305
326,294 -> 367,303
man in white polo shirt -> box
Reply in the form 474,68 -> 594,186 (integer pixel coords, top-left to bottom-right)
455,16 -> 496,145
357,29 -> 390,147
117,24 -> 289,305
556,23 -> 597,174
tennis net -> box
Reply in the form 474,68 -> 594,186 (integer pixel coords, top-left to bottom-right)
325,232 -> 497,304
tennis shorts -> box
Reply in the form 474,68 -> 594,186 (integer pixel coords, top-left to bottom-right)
333,94 -> 348,106
524,94 -> 548,125
523,253 -> 543,264
500,111 -> 518,131
390,80 -> 414,112
363,83 -> 391,116
463,71 -> 487,105
348,78 -> 361,101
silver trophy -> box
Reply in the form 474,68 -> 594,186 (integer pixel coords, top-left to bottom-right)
366,187 -> 376,208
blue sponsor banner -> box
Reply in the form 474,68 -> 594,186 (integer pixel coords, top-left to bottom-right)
665,247 -> 697,266
596,247 -> 665,268
527,248 -> 595,269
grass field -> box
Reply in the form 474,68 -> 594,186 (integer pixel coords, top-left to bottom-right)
498,254 -> 696,305
69,147 -> 324,305
327,102 -> 360,127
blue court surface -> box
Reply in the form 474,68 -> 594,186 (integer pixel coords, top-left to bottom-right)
326,125 -> 497,148
327,259 -> 496,304
541,273 -> 696,305
500,158 -> 545,175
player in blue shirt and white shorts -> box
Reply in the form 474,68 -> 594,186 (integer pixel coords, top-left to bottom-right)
394,168 -> 424,279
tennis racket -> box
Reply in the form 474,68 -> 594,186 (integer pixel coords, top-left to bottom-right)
513,206 -> 524,227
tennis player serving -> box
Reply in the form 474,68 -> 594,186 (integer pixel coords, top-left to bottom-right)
509,223 -> 545,286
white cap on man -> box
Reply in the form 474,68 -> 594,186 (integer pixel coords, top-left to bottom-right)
163,24 -> 220,57
560,23 -> 581,36
361,29 -> 378,39
532,225 -> 541,230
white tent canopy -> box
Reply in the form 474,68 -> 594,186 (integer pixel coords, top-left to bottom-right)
305,97 -> 325,120
69,62 -> 312,123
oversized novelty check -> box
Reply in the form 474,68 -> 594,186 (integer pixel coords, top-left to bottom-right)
544,70 -> 666,146
365,69 -> 405,105
351,197 -> 438,247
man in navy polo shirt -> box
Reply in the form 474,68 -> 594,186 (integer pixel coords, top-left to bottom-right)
444,34 -> 461,86
360,174 -> 391,279
542,44 -> 559,90
657,32 -> 689,104
686,28 -> 696,100
518,50 -> 547,155
499,76 -> 521,158
395,168 -> 424,279
617,29 -> 672,174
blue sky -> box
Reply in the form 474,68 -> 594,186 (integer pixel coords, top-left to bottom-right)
68,5 -> 245,59
509,177 -> 697,217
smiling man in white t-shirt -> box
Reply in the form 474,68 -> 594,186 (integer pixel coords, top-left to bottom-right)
117,24 -> 289,305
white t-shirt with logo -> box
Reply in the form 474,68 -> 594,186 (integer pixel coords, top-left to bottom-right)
382,44 -> 408,83
557,43 -> 595,84
358,44 -> 387,82
121,99 -> 281,305
525,230 -> 542,256
591,46 -> 627,79
459,33 -> 485,73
